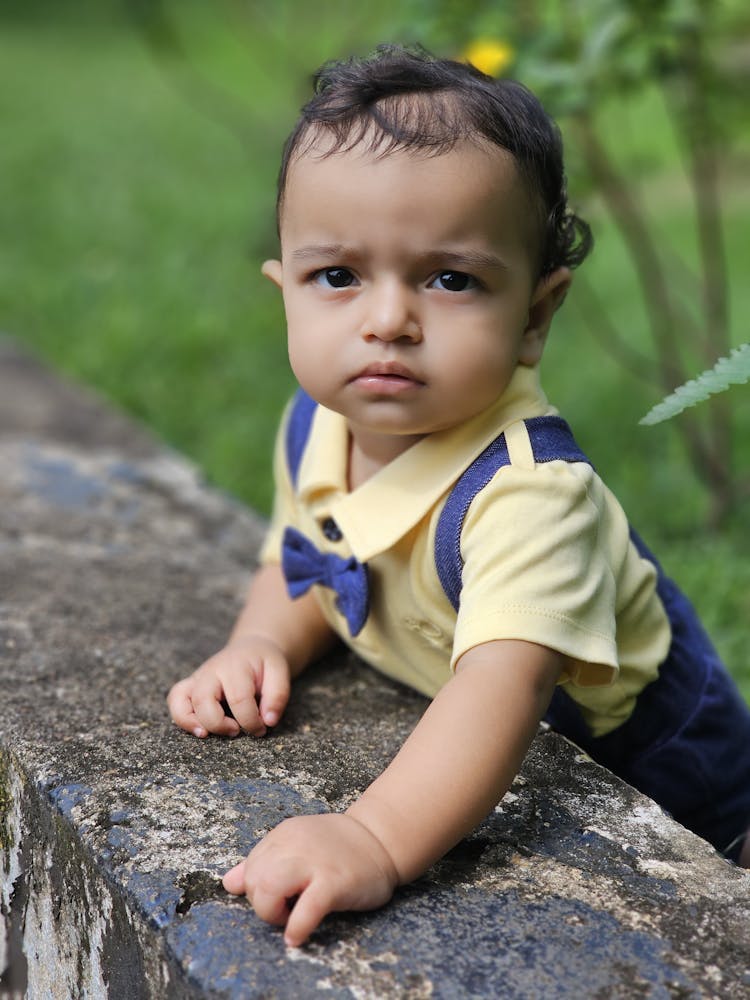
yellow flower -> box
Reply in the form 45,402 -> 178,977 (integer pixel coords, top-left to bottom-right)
462,39 -> 514,77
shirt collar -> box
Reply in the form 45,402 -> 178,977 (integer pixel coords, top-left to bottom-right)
297,365 -> 552,562
296,404 -> 349,499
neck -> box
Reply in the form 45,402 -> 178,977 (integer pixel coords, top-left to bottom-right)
347,426 -> 424,489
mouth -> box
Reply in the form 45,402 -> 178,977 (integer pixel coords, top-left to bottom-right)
351,362 -> 424,391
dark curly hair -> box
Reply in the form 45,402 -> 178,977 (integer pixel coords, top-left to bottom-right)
276,45 -> 592,277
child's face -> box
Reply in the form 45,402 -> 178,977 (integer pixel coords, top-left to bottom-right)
264,137 -> 569,455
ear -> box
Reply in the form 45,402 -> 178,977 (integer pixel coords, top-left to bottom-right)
518,267 -> 572,366
261,258 -> 283,289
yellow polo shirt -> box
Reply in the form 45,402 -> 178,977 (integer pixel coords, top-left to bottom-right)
261,366 -> 671,737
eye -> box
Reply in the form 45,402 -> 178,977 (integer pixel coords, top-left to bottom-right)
313,267 -> 357,289
430,270 -> 478,292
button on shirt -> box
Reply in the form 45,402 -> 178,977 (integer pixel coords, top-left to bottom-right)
320,517 -> 343,542
261,365 -> 671,737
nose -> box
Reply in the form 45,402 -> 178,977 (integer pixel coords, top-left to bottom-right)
361,279 -> 421,343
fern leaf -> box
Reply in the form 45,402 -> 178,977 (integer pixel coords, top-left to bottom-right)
640,343 -> 750,426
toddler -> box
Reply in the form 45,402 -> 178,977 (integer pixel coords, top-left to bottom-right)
168,46 -> 750,946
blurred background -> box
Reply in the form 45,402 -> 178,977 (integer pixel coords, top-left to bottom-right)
1,0 -> 748,690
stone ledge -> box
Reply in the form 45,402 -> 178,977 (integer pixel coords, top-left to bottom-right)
2,339 -> 750,998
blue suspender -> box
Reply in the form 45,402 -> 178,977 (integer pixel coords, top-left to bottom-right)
435,416 -> 591,611
283,389 -> 593,612
283,390 -> 603,726
281,392 -> 750,859
285,388 -> 318,489
282,389 -> 370,637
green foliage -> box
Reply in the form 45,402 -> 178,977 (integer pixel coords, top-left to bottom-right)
519,0 -> 744,110
392,0 -> 749,118
0,0 -> 406,513
391,0 -> 750,525
1,2 -> 748,692
641,344 -> 750,425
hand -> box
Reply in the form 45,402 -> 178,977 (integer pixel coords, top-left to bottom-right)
222,813 -> 399,947
167,636 -> 291,738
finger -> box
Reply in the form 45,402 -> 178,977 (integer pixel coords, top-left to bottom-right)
167,681 -> 209,738
284,881 -> 333,947
252,884 -> 297,928
188,669 -> 242,735
258,653 -> 292,729
221,673 -> 266,737
222,862 -> 246,895
192,679 -> 241,737
249,862 -> 311,929
166,680 -> 194,727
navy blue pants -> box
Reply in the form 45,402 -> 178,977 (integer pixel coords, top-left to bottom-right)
547,537 -> 750,862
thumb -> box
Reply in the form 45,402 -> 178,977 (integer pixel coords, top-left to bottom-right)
222,861 -> 247,896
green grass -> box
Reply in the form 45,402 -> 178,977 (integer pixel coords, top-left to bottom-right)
2,2 -> 749,695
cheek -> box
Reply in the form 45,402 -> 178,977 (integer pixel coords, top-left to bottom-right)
284,297 -> 344,368
283,300 -> 310,352
439,328 -> 517,382
286,327 -> 332,398
286,335 -> 309,383
284,296 -> 326,345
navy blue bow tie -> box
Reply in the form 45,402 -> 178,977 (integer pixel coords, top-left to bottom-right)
281,526 -> 369,637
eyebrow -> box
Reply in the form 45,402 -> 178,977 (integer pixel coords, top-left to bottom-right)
289,244 -> 508,272
427,250 -> 508,273
290,244 -> 351,262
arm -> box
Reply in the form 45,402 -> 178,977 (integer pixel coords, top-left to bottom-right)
227,562 -> 336,673
347,638 -> 563,881
167,562 -> 336,737
224,639 -> 563,944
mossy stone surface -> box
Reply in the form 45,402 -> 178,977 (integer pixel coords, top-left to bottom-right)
2,340 -> 750,998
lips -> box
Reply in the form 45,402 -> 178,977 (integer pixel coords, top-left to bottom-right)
352,361 -> 424,384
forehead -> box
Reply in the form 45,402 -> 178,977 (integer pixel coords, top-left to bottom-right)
279,137 -> 536,253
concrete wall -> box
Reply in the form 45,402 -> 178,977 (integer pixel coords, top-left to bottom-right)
2,340 -> 750,998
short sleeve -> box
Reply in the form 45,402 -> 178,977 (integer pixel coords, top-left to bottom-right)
451,460 -> 622,686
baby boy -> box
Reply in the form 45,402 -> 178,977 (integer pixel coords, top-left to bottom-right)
168,46 -> 750,946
